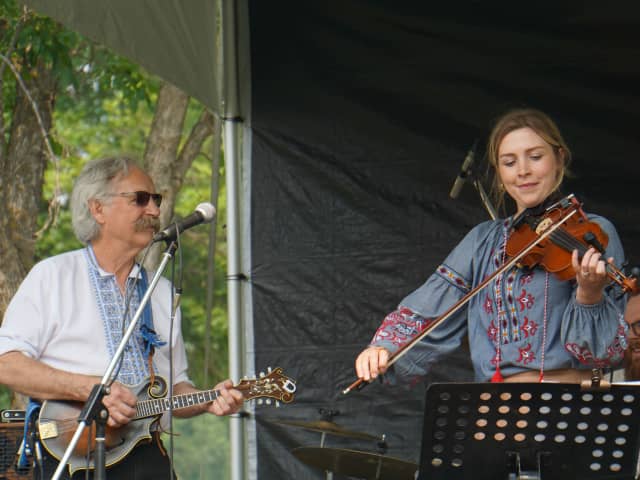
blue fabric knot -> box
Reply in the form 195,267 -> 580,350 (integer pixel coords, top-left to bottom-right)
137,268 -> 167,357
140,323 -> 166,356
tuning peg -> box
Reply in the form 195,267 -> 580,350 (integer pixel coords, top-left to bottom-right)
276,401 -> 280,408
266,399 -> 272,405
268,366 -> 272,373
257,399 -> 263,405
259,371 -> 265,378
243,375 -> 248,380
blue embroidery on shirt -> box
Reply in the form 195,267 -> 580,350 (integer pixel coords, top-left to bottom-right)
84,246 -> 154,385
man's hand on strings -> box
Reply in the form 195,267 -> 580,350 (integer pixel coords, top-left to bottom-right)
102,382 -> 137,428
206,379 -> 244,416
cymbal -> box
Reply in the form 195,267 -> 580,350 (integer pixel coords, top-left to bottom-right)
273,419 -> 380,440
292,446 -> 418,480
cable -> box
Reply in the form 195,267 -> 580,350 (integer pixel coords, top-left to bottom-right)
167,229 -> 182,480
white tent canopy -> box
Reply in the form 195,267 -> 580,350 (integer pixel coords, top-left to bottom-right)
22,0 -> 222,112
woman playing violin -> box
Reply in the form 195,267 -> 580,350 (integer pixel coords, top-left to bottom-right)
355,108 -> 628,385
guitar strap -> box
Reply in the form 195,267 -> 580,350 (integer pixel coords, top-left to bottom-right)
17,399 -> 41,470
137,267 -> 167,388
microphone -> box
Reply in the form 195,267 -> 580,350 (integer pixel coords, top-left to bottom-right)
449,142 -> 477,199
153,202 -> 216,243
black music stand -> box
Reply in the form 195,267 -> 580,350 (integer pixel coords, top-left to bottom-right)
418,381 -> 640,480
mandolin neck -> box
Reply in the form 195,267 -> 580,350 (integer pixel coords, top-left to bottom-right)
134,389 -> 220,420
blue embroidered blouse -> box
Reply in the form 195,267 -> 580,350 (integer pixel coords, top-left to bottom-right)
370,213 -> 628,383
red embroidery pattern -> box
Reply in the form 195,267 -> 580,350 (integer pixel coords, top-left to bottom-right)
565,335 -> 625,368
520,272 -> 533,285
372,308 -> 433,348
487,320 -> 499,342
493,268 -> 509,345
606,324 -> 628,363
520,317 -> 538,338
483,293 -> 493,314
564,343 -> 607,367
436,264 -> 471,292
490,350 -> 502,366
517,343 -> 535,365
517,289 -> 535,311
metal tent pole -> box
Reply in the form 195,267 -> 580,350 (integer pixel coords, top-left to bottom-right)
222,0 -> 246,479
225,119 -> 244,480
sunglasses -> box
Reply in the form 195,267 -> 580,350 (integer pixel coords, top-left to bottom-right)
113,191 -> 163,208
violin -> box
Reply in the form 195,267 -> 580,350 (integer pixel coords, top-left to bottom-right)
506,194 -> 638,293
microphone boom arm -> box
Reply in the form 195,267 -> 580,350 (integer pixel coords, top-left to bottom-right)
474,178 -> 498,220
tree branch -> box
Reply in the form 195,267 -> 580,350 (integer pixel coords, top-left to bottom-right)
174,109 -> 216,188
0,53 -> 61,238
0,10 -> 26,160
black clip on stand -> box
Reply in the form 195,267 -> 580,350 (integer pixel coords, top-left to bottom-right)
417,372 -> 640,480
51,241 -> 178,480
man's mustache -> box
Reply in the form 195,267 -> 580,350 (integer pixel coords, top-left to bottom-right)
135,216 -> 161,232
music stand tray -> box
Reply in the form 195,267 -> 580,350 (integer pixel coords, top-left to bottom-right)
418,382 -> 640,480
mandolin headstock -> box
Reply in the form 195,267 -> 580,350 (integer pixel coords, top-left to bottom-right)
235,367 -> 297,406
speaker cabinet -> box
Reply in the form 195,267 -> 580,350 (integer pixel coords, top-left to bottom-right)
0,422 -> 31,479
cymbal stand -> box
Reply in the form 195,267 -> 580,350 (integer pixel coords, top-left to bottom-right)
376,434 -> 387,454
317,432 -> 333,479
317,408 -> 335,479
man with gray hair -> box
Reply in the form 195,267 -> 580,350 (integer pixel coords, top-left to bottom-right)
620,293 -> 640,381
0,156 -> 243,479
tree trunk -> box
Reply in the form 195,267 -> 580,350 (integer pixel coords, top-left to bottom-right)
143,82 -> 216,269
0,60 -> 56,409
0,60 -> 55,318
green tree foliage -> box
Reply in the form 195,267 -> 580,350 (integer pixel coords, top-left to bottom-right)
167,415 -> 231,479
0,0 -> 75,110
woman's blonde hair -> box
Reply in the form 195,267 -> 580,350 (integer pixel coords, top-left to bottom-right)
487,108 -> 572,212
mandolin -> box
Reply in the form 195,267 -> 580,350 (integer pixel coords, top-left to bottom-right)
37,367 -> 296,475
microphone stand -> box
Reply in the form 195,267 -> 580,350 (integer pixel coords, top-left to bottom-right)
472,176 -> 498,220
51,240 -> 178,480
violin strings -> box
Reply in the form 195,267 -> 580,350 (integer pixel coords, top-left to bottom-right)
550,227 -> 615,275
549,228 -> 586,254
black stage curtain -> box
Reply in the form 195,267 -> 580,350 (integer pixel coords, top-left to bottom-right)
248,2 -> 640,478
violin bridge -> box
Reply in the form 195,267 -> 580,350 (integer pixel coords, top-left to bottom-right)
534,217 -> 554,235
